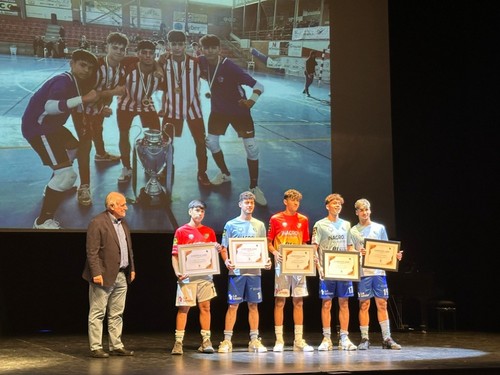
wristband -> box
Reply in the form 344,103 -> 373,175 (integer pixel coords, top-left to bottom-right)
224,258 -> 231,267
249,92 -> 260,103
67,96 -> 83,109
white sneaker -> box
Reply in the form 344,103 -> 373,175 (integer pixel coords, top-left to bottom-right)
118,167 -> 133,182
293,339 -> 314,352
248,338 -> 267,353
250,186 -> 267,206
339,337 -> 357,351
95,152 -> 120,162
210,172 -> 231,185
318,337 -> 333,351
218,339 -> 232,353
33,217 -> 61,229
273,340 -> 284,352
77,184 -> 92,206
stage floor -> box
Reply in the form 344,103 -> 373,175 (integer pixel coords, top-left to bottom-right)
1,331 -> 499,375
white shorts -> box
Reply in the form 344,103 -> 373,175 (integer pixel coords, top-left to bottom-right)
175,279 -> 217,307
274,271 -> 309,298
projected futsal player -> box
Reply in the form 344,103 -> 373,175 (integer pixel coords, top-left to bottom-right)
217,191 -> 272,353
159,30 -> 210,186
22,49 -> 98,229
349,198 -> 404,350
267,189 -> 313,352
199,34 -> 267,206
312,193 -> 357,351
170,200 -> 220,355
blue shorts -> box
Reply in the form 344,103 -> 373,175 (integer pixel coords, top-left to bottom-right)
357,275 -> 389,300
319,279 -> 354,299
227,275 -> 262,304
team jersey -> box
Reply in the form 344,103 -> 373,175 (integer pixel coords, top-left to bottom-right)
221,216 -> 267,276
22,72 -> 80,140
268,211 -> 310,248
117,62 -> 163,113
172,223 -> 217,282
312,217 -> 353,268
161,55 -> 203,120
199,56 -> 260,116
350,221 -> 388,277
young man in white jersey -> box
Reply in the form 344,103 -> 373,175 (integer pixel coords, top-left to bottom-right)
312,193 -> 357,351
350,198 -> 404,350
267,189 -> 313,352
72,32 -> 128,206
170,200 -> 221,355
159,30 -> 210,186
217,191 -> 272,353
116,40 -> 163,183
198,34 -> 267,206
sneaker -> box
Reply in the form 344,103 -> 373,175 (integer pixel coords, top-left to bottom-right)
248,338 -> 267,353
317,337 -> 333,351
198,338 -> 214,353
210,172 -> 231,185
273,340 -> 284,352
358,338 -> 370,350
33,217 -> 61,229
171,340 -> 183,355
218,339 -> 232,353
118,167 -> 133,183
293,339 -> 314,352
197,172 -> 211,186
95,152 -> 120,162
339,337 -> 357,351
77,184 -> 92,206
382,337 -> 401,350
250,186 -> 267,206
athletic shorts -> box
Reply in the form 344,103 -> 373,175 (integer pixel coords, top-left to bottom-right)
357,275 -> 389,300
274,271 -> 308,298
28,127 -> 78,166
207,111 -> 255,138
227,275 -> 262,304
319,279 -> 354,299
175,279 -> 217,307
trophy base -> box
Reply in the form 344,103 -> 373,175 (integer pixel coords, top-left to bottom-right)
139,187 -> 169,206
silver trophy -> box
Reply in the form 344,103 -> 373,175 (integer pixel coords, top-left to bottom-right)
135,128 -> 172,205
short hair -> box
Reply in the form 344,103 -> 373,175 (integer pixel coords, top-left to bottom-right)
167,30 -> 187,43
188,199 -> 206,210
137,39 -> 156,51
354,198 -> 371,210
106,32 -> 129,47
71,49 -> 97,65
105,192 -> 125,209
199,34 -> 220,48
239,191 -> 255,202
325,193 -> 344,205
284,189 -> 302,201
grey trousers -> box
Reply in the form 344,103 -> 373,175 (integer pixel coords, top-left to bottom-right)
88,271 -> 128,351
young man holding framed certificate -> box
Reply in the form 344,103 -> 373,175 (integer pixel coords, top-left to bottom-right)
170,200 -> 221,355
267,189 -> 313,352
350,198 -> 404,350
312,193 -> 357,351
217,191 -> 272,353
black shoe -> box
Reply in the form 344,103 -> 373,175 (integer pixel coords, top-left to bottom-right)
197,173 -> 211,186
90,349 -> 109,358
110,347 -> 134,356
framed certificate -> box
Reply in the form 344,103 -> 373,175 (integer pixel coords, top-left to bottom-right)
362,239 -> 400,272
228,237 -> 269,269
178,243 -> 220,276
323,251 -> 360,281
279,244 -> 316,276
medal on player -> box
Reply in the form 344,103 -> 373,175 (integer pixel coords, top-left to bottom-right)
142,97 -> 152,106
175,87 -> 182,94
205,92 -> 211,99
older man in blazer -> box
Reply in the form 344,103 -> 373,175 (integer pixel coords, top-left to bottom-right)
82,191 -> 136,358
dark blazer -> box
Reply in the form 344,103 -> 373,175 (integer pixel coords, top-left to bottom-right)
82,211 -> 135,288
